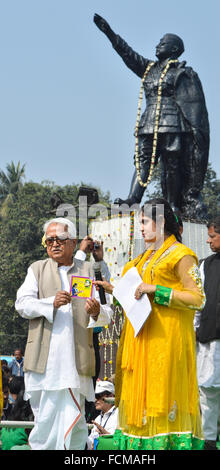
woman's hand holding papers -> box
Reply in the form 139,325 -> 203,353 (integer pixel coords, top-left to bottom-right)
134,282 -> 156,300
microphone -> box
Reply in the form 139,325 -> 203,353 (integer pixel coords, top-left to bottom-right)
93,262 -> 107,305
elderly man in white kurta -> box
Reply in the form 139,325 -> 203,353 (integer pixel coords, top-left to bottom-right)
15,217 -> 113,450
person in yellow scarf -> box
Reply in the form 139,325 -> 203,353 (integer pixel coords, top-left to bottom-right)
95,198 -> 205,450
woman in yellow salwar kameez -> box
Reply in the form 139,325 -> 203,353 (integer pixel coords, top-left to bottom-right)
96,199 -> 205,450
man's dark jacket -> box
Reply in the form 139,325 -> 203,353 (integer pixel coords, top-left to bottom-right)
197,253 -> 220,343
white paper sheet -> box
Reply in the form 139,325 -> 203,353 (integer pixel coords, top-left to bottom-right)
113,267 -> 152,337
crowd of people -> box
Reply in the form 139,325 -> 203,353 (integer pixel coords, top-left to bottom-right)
1,355 -> 116,451
0,202 -> 220,451
1,351 -> 34,450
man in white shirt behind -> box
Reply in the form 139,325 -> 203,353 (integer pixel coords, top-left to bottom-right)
195,217 -> 220,450
15,217 -> 113,450
87,380 -> 118,450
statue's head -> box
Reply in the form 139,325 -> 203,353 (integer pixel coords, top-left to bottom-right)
156,34 -> 184,60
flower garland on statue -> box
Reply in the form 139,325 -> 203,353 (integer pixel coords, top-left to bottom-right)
99,304 -> 124,380
135,59 -> 179,188
128,211 -> 135,261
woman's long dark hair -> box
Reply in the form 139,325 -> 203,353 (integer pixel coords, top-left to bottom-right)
141,198 -> 182,243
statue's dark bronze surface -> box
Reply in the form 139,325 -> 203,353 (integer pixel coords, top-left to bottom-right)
94,14 -> 210,220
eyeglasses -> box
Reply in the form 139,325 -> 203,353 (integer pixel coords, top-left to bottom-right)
45,236 -> 70,247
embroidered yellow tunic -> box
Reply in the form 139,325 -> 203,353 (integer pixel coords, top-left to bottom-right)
114,235 -> 205,449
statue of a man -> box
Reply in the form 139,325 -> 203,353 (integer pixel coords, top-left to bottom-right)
94,14 -> 210,219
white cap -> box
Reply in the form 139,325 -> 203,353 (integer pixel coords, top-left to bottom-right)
95,380 -> 115,395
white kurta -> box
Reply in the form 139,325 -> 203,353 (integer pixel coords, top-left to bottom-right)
195,258 -> 220,441
15,254 -> 113,449
195,260 -> 220,388
197,340 -> 220,388
16,265 -> 112,398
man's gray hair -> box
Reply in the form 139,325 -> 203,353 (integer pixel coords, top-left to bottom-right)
43,217 -> 77,239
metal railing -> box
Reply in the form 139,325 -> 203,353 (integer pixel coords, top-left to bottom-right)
0,421 -> 34,428
0,421 -> 94,430
0,397 -> 115,429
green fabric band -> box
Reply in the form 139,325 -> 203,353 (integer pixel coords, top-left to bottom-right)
111,429 -> 204,451
154,285 -> 172,306
113,296 -> 121,307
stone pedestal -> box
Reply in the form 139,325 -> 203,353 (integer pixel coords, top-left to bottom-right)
91,215 -> 211,284
181,220 -> 211,260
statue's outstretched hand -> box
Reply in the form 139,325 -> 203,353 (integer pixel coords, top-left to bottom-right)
93,13 -> 114,40
94,13 -> 107,31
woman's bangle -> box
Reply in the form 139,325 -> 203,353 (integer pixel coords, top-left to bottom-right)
154,285 -> 173,306
113,296 -> 121,307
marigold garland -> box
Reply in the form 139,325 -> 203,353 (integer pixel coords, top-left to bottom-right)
135,59 -> 179,188
41,235 -> 47,248
98,303 -> 124,379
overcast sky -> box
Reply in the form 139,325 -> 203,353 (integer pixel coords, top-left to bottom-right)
0,0 -> 219,202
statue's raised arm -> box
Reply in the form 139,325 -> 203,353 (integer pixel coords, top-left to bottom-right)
93,13 -> 149,78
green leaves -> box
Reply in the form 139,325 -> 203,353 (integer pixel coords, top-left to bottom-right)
0,161 -> 26,209
201,163 -> 220,220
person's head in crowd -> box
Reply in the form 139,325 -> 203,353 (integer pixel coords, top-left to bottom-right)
14,349 -> 23,362
43,217 -> 77,266
207,216 -> 220,253
95,380 -> 115,414
140,198 -> 182,245
8,376 -> 24,402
